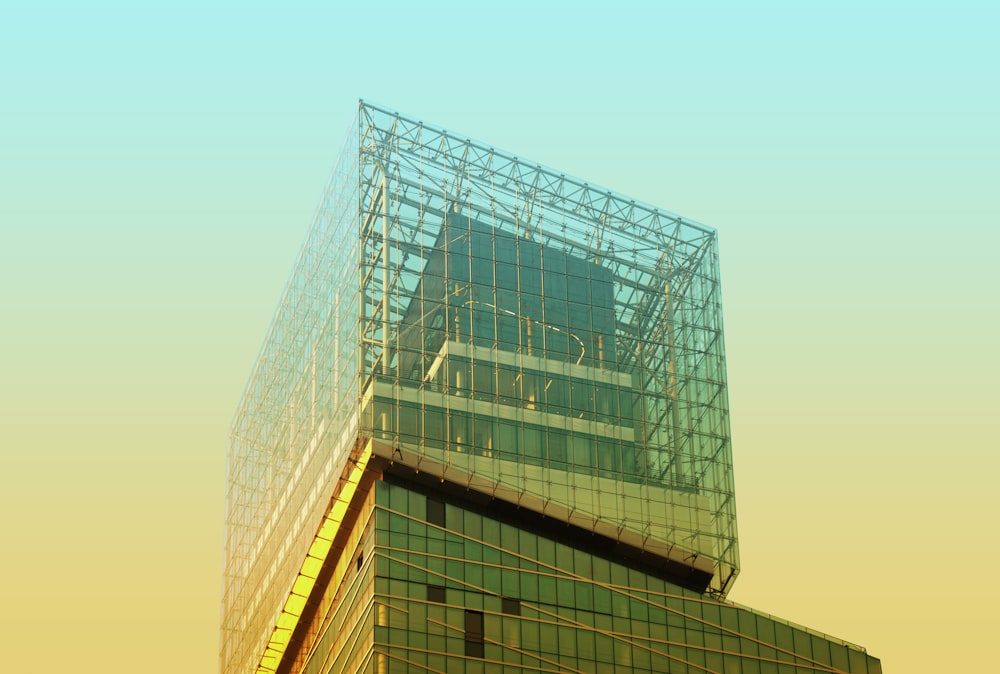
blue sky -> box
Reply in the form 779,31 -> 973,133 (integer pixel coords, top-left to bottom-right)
1,2 -> 997,672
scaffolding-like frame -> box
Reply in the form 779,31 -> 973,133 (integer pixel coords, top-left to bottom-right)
222,102 -> 739,674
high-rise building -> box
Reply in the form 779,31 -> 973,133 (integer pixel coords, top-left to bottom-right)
222,102 -> 880,674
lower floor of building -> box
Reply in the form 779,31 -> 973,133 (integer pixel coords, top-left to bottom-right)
279,465 -> 880,674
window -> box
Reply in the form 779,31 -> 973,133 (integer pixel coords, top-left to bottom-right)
427,498 -> 446,527
465,610 -> 484,657
426,584 -> 446,603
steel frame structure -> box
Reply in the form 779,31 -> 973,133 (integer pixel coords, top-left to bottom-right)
222,102 -> 740,674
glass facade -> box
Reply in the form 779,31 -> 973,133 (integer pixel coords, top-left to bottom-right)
222,102 -> 879,674
222,118 -> 363,674
355,102 -> 737,598
288,479 -> 880,674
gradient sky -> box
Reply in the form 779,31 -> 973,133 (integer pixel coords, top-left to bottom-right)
1,2 -> 997,672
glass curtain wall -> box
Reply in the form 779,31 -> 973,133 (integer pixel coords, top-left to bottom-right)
225,101 -> 745,674
370,481 -> 880,674
222,118 -> 363,674
356,103 -> 738,596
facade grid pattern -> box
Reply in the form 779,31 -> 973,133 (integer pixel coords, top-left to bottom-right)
221,102 -> 879,674
222,117 -> 363,674
355,102 -> 738,596
288,479 -> 879,674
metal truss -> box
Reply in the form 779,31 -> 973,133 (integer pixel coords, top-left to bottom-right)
222,102 -> 741,674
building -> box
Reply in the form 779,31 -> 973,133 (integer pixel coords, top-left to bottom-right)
221,102 -> 881,674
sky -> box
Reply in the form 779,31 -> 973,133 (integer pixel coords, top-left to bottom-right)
1,1 -> 997,672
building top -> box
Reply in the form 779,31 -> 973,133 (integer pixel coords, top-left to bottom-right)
223,102 -> 739,674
